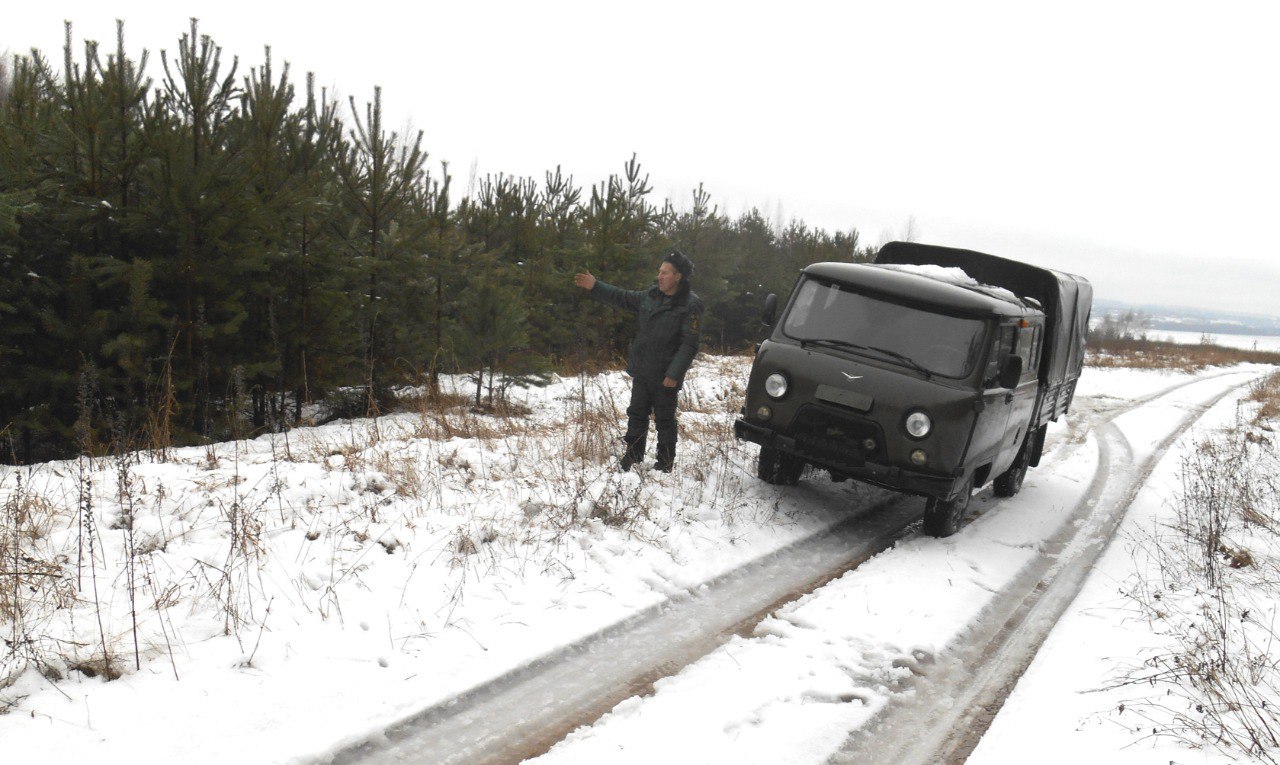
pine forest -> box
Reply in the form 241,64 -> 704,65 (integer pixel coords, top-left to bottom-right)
0,21 -> 871,463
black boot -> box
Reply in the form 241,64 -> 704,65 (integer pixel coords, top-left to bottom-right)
620,441 -> 646,471
654,444 -> 675,473
620,415 -> 647,471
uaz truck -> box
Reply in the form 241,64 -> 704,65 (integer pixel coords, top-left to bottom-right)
733,242 -> 1092,537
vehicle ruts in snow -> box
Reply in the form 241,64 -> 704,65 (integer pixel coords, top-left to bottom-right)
733,242 -> 1092,536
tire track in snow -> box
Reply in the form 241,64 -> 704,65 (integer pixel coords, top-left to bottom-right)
330,491 -> 923,764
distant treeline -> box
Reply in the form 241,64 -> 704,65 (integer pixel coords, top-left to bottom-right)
0,21 -> 872,462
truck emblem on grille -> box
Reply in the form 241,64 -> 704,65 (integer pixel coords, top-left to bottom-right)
842,372 -> 863,380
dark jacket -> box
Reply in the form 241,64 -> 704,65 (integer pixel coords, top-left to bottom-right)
590,279 -> 703,385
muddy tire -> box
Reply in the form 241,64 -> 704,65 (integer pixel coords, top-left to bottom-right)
757,445 -> 805,485
993,440 -> 1032,497
922,476 -> 974,538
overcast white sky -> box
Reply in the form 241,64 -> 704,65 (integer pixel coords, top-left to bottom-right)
6,1 -> 1279,317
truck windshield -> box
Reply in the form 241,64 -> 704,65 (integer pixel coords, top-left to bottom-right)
781,278 -> 987,379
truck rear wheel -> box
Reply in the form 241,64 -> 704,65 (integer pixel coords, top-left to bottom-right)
1027,424 -> 1048,468
922,476 -> 973,538
993,439 -> 1032,497
758,446 -> 805,485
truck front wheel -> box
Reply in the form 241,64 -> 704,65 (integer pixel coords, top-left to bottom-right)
922,476 -> 974,538
758,445 -> 805,485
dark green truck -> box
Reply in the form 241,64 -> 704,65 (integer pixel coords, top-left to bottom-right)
733,242 -> 1093,537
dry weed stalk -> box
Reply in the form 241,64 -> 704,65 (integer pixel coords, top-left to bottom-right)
1106,395 -> 1280,761
204,437 -> 269,644
113,452 -> 141,670
76,455 -> 114,681
562,375 -> 624,465
143,333 -> 181,461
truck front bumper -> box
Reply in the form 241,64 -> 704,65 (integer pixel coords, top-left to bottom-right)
734,418 -> 958,500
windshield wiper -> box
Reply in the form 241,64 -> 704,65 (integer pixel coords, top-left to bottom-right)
863,345 -> 933,379
798,338 -> 933,379
798,337 -> 871,354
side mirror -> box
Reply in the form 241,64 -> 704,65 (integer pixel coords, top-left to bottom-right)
998,356 -> 1023,389
762,293 -> 778,327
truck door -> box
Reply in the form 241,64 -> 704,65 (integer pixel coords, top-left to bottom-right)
999,323 -> 1042,469
966,324 -> 1017,470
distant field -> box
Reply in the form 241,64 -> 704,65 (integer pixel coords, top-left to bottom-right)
1148,329 -> 1280,352
1088,332 -> 1280,371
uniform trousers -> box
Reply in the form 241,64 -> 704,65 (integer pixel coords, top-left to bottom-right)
623,376 -> 679,465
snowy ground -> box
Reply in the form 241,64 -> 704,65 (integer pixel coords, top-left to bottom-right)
1,356 -> 1276,764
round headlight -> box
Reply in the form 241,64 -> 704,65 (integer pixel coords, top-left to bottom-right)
764,373 -> 789,399
905,411 -> 932,439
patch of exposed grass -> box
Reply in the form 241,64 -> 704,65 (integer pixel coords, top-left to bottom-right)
1247,372 -> 1280,429
1088,337 -> 1280,372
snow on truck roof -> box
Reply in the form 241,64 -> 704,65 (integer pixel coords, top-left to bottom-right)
801,261 -> 1038,317
875,263 -> 1025,304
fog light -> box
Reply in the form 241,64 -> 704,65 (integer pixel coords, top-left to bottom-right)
756,405 -> 773,421
910,449 -> 927,465
862,438 -> 876,451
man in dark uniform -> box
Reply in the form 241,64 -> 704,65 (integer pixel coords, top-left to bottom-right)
573,250 -> 702,472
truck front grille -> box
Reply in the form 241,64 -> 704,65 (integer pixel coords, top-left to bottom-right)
788,405 -> 886,466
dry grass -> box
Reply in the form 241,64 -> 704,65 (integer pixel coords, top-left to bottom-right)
1247,372 -> 1280,429
408,391 -> 528,442
371,451 -> 427,499
563,404 -> 621,465
1,475 -> 78,691
1,486 -> 71,623
1088,337 -> 1280,372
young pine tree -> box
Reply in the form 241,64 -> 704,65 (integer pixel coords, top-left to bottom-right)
335,86 -> 430,413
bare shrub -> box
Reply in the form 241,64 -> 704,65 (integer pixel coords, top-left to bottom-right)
201,441 -> 269,644
565,406 -> 619,466
1106,399 -> 1280,761
305,430 -> 377,473
1,477 -> 73,621
587,475 -> 650,529
562,376 -> 624,465
1,473 -> 77,688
